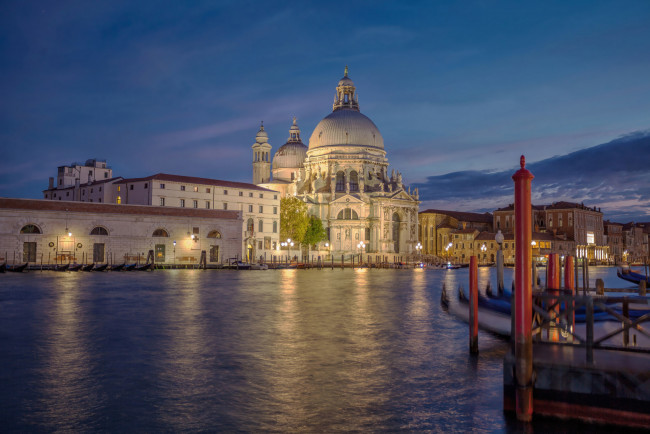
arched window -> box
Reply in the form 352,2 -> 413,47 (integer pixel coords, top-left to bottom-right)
247,218 -> 254,232
337,208 -> 359,220
152,228 -> 169,237
335,171 -> 346,192
349,171 -> 359,192
207,230 -> 222,238
90,226 -> 108,236
258,220 -> 263,233
20,224 -> 41,234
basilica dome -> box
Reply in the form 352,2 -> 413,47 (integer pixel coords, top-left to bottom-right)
272,117 -> 307,170
308,67 -> 384,151
308,110 -> 383,151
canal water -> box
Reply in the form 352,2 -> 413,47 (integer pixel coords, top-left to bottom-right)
0,267 -> 638,432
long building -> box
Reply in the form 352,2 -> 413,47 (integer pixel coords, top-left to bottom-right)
0,198 -> 242,266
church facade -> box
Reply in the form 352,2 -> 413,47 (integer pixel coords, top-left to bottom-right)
253,68 -> 420,256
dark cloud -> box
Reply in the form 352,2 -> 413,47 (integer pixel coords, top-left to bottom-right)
414,131 -> 650,222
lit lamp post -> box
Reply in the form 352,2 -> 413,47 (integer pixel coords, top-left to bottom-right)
357,241 -> 365,264
416,242 -> 422,263
481,243 -> 487,265
445,242 -> 453,264
531,240 -> 537,265
173,240 -> 176,265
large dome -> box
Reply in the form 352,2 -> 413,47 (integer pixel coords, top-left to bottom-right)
308,109 -> 384,151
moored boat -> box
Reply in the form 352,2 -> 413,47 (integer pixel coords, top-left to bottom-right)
81,263 -> 95,272
135,263 -> 154,271
54,263 -> 70,272
0,262 -> 6,273
617,268 -> 650,285
7,263 -> 29,272
93,263 -> 109,272
110,263 -> 126,271
68,264 -> 83,272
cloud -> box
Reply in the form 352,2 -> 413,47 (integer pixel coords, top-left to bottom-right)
414,130 -> 650,222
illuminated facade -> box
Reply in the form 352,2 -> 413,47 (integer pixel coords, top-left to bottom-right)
256,68 -> 420,256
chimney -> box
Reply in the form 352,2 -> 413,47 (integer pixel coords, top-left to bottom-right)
48,177 -> 54,189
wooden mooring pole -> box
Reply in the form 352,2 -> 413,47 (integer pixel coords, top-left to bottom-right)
564,255 -> 575,335
547,253 -> 560,341
513,155 -> 534,422
469,256 -> 478,354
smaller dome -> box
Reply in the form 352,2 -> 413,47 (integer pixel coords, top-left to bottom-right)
272,142 -> 307,170
255,122 -> 268,144
272,118 -> 308,170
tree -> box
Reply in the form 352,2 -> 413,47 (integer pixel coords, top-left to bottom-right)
303,216 -> 328,248
280,196 -> 310,244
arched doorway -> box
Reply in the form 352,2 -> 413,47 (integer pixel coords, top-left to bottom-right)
392,212 -> 400,253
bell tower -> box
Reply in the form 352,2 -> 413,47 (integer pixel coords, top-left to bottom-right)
252,122 -> 272,184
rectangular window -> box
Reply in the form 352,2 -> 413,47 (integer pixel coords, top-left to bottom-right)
90,188 -> 94,193
206,188 -> 210,193
66,192 -> 69,197
258,240 -> 263,250
249,192 -> 253,197
239,191 -> 243,196
23,242 -> 37,262
587,232 -> 595,245
93,243 -> 105,262
193,186 -> 199,192
273,207 -> 278,214
130,185 -> 134,190
223,190 -> 228,195
259,193 -> 263,198
206,201 -> 210,209
160,183 -> 165,189
99,187 -> 102,192
144,183 -> 148,189
180,199 -> 185,207
82,190 -> 86,195
264,237 -> 271,250
274,194 -> 278,200
193,200 -> 198,208
160,197 -> 165,206
117,186 -> 121,192
154,244 -> 165,262
223,203 -> 228,210
259,220 -> 263,232
273,221 -> 278,233
365,227 -> 370,240
193,227 -> 199,236
181,185 -> 186,191
248,205 -> 253,212
99,198 -> 102,203
259,206 -> 263,213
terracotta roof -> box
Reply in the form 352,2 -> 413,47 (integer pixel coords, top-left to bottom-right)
0,197 -> 241,220
116,173 -> 278,193
436,222 -> 456,230
42,176 -> 124,192
419,209 -> 492,223
546,201 -> 601,212
494,204 -> 545,212
456,228 -> 479,234
603,220 -> 624,226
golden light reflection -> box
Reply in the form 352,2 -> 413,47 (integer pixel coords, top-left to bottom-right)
39,273 -> 96,427
159,270 -> 208,430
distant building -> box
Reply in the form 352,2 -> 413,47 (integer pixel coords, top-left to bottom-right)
43,158 -> 122,203
0,198 -> 242,266
113,174 -> 280,262
622,222 -> 647,264
604,221 -> 624,264
418,209 -> 493,257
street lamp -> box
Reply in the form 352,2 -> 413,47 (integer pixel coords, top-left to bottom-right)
415,242 -> 422,262
445,242 -> 453,264
357,241 -> 365,264
173,240 -> 176,265
481,243 -> 487,264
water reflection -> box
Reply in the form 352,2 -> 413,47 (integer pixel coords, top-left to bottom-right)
35,273 -> 99,431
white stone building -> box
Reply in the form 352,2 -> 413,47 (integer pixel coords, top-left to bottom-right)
257,68 -> 420,256
112,174 -> 280,262
43,158 -> 122,203
0,198 -> 242,266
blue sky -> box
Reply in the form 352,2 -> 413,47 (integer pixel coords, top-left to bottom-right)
1,1 -> 649,221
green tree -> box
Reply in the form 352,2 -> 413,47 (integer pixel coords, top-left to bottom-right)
303,216 -> 328,248
280,196 -> 310,244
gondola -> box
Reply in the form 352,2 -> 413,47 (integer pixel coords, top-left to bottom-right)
135,263 -> 154,271
93,263 -> 109,272
54,263 -> 70,272
110,263 -> 126,271
68,264 -> 83,272
7,262 -> 28,272
124,263 -> 137,271
81,263 -> 95,272
617,268 -> 650,285
0,262 -> 6,273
